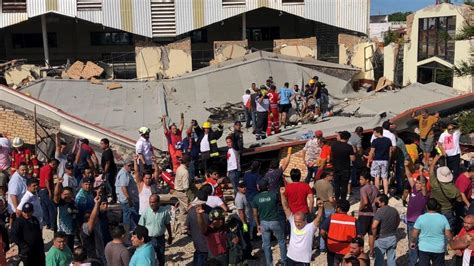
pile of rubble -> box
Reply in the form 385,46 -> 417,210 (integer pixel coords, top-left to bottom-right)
205,102 -> 245,123
0,59 -> 115,90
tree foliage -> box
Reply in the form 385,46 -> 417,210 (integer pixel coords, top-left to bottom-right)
388,12 -> 412,22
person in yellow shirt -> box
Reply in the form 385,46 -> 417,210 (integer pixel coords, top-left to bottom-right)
412,110 -> 439,167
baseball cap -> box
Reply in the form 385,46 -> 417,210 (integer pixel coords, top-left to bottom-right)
83,176 -> 94,184
314,130 -> 323,138
22,202 -> 34,213
351,237 -> 364,246
65,162 -> 74,169
238,180 -> 247,188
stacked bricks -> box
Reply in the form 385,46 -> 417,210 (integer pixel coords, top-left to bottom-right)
0,107 -> 36,144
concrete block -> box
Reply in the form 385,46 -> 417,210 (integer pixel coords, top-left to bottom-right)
81,61 -> 104,80
213,40 -> 248,63
106,82 -> 122,90
274,37 -> 317,59
66,61 -> 85,80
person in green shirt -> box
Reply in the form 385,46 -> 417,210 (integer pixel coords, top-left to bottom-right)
45,231 -> 73,266
252,179 -> 287,266
429,154 -> 462,231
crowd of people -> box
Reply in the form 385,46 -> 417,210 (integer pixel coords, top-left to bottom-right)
0,77 -> 472,266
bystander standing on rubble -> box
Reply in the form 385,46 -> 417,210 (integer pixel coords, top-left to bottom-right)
162,114 -> 184,173
302,130 -> 323,183
331,131 -> 355,201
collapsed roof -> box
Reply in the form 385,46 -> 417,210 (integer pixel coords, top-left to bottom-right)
2,51 -> 472,154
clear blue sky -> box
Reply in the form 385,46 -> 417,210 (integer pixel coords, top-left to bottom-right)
371,0 -> 464,15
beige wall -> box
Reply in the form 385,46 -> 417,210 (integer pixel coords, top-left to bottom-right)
212,40 -> 248,64
135,38 -> 192,79
339,41 -> 376,81
403,3 -> 473,92
384,43 -> 398,82
273,37 -> 317,59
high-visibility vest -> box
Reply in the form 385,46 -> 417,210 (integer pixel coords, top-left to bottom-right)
327,213 -> 357,255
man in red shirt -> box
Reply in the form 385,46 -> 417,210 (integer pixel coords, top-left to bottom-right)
266,85 -> 280,136
450,214 -> 474,265
455,166 -> 474,209
39,158 -> 59,229
284,168 -> 314,215
11,138 -> 39,178
162,114 -> 184,173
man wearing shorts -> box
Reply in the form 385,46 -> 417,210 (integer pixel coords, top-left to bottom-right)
278,82 -> 294,128
368,127 -> 393,196
358,170 -> 379,256
412,110 -> 439,168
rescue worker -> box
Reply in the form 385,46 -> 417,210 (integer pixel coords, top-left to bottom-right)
266,85 -> 280,136
10,137 -> 39,178
196,121 -> 223,174
136,127 -> 154,171
320,199 -> 358,266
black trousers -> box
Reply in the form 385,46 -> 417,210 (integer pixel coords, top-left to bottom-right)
418,251 -> 445,266
334,170 -> 350,201
447,154 -> 461,181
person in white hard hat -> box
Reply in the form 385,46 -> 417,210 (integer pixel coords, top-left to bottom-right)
10,137 -> 39,178
136,127 -> 154,171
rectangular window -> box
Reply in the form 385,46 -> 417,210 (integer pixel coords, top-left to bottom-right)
282,0 -> 304,3
222,0 -> 246,6
2,0 -> 26,13
417,16 -> 456,63
246,27 -> 280,41
90,32 -> 133,46
77,0 -> 102,11
11,33 -> 58,49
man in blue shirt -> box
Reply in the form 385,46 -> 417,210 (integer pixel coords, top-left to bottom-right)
278,82 -> 294,128
130,225 -> 156,266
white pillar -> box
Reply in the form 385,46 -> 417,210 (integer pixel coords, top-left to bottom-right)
242,13 -> 246,40
41,15 -> 50,66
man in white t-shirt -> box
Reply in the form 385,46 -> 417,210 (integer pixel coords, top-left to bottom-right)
370,121 -> 396,147
226,136 -> 241,195
280,187 -> 324,265
438,122 -> 462,178
243,89 -> 252,128
17,178 -> 43,225
136,127 -> 154,170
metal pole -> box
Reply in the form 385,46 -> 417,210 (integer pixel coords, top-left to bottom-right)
41,15 -> 50,66
242,13 -> 246,40
34,105 -> 38,157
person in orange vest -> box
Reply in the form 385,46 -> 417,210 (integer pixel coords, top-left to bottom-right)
320,199 -> 358,266
10,137 -> 39,178
266,85 -> 280,136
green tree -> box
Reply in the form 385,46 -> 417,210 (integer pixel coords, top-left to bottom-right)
453,1 -> 473,77
388,12 -> 412,22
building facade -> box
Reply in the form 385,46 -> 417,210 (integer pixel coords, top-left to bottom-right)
403,3 -> 473,92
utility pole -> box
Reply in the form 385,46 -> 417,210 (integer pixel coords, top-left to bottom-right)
41,15 -> 50,67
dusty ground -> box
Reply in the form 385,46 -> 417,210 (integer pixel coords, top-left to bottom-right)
6,190 -> 458,265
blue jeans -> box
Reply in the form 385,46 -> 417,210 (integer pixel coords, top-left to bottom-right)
245,108 -> 252,128
228,170 -> 240,195
305,166 -> 318,183
320,209 -> 335,250
350,165 -> 359,187
151,235 -> 166,266
261,220 -> 287,266
39,188 -> 56,229
251,111 -> 257,132
121,202 -> 139,231
407,222 -> 418,266
193,251 -> 208,266
442,210 -> 457,233
375,235 -> 397,266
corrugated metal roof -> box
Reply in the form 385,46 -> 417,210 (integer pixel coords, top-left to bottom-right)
133,0 -> 152,37
0,0 -> 369,37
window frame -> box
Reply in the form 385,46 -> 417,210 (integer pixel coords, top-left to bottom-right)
2,0 -> 27,13
90,32 -> 134,46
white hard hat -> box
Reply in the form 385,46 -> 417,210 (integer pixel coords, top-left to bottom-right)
12,137 -> 24,148
138,127 -> 151,135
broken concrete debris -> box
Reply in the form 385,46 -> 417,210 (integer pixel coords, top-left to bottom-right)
4,64 -> 42,88
89,77 -> 103,85
375,76 -> 395,92
66,61 -> 85,80
106,82 -> 122,90
81,61 -> 104,80
205,102 -> 245,123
